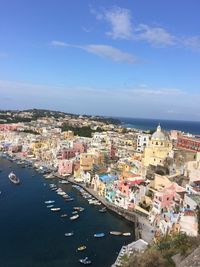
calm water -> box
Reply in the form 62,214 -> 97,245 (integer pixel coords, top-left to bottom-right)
0,158 -> 134,267
119,117 -> 200,135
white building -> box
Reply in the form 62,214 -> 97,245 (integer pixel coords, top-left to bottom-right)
136,133 -> 150,152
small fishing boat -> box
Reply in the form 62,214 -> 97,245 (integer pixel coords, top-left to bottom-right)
79,257 -> 92,265
64,232 -> 74,237
45,200 -> 55,204
70,214 -> 79,220
59,180 -> 69,184
123,232 -> 131,236
73,207 -> 84,212
46,205 -> 54,208
51,208 -> 61,212
99,207 -> 107,213
94,233 -> 105,238
77,245 -> 87,251
65,198 -> 74,202
8,172 -> 20,184
60,213 -> 68,218
72,211 -> 78,215
110,231 -> 122,236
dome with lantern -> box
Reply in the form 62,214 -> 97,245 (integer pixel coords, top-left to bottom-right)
151,124 -> 167,141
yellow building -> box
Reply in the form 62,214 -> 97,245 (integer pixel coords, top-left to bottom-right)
143,125 -> 172,167
63,130 -> 74,139
80,153 -> 94,171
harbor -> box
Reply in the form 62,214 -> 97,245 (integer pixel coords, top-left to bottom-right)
0,157 -> 134,267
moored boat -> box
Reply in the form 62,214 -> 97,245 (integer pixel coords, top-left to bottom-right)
51,207 -> 61,212
70,214 -> 79,220
99,207 -> 107,213
109,231 -> 122,236
45,200 -> 55,204
46,205 -> 54,208
64,232 -> 74,237
8,172 -> 20,185
94,232 -> 105,238
77,245 -> 87,251
60,213 -> 68,218
123,232 -> 131,236
79,257 -> 92,265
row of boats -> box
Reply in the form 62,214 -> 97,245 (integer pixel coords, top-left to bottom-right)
45,181 -> 131,265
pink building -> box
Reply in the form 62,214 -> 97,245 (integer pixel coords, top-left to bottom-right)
119,178 -> 144,198
73,142 -> 86,153
58,160 -> 73,176
61,149 -> 76,159
153,183 -> 185,213
0,124 -> 19,131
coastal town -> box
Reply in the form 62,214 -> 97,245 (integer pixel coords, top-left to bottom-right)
0,109 -> 200,266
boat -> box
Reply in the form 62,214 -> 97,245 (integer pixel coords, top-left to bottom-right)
123,232 -> 131,236
46,205 -> 54,208
64,232 -> 74,237
65,198 -> 74,202
99,207 -> 107,213
44,200 -> 55,204
50,208 -> 61,212
73,207 -> 84,212
59,180 -> 69,184
72,211 -> 78,215
70,214 -> 79,220
79,257 -> 92,265
109,231 -> 122,236
60,213 -> 67,218
77,245 -> 87,251
8,172 -> 20,184
94,233 -> 105,238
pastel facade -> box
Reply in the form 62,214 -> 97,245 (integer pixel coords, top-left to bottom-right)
80,153 -> 94,171
58,160 -> 73,176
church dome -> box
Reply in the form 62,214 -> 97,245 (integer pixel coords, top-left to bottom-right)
151,124 -> 167,141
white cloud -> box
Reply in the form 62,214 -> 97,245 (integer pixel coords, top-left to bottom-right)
50,41 -> 137,64
135,24 -> 176,46
181,36 -> 200,52
101,6 -> 133,39
91,6 -> 200,51
50,40 -> 69,47
83,44 -> 137,63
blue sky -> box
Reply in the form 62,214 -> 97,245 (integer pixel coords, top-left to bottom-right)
0,0 -> 200,120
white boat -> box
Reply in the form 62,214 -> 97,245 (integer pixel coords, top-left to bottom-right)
8,172 -> 20,185
51,208 -> 61,212
60,213 -> 68,218
123,232 -> 131,236
79,257 -> 92,265
45,200 -> 55,204
70,214 -> 79,220
59,180 -> 69,184
110,231 -> 122,236
64,232 -> 74,237
46,205 -> 54,208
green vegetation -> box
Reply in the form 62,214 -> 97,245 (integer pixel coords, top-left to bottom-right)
20,129 -> 39,135
62,124 -> 103,137
121,233 -> 200,267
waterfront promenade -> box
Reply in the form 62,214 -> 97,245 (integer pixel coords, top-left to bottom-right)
66,176 -> 155,243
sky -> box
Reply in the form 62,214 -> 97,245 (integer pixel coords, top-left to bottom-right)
0,0 -> 200,121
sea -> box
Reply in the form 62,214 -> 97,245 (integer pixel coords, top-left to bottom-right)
0,158 -> 134,267
119,117 -> 200,135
